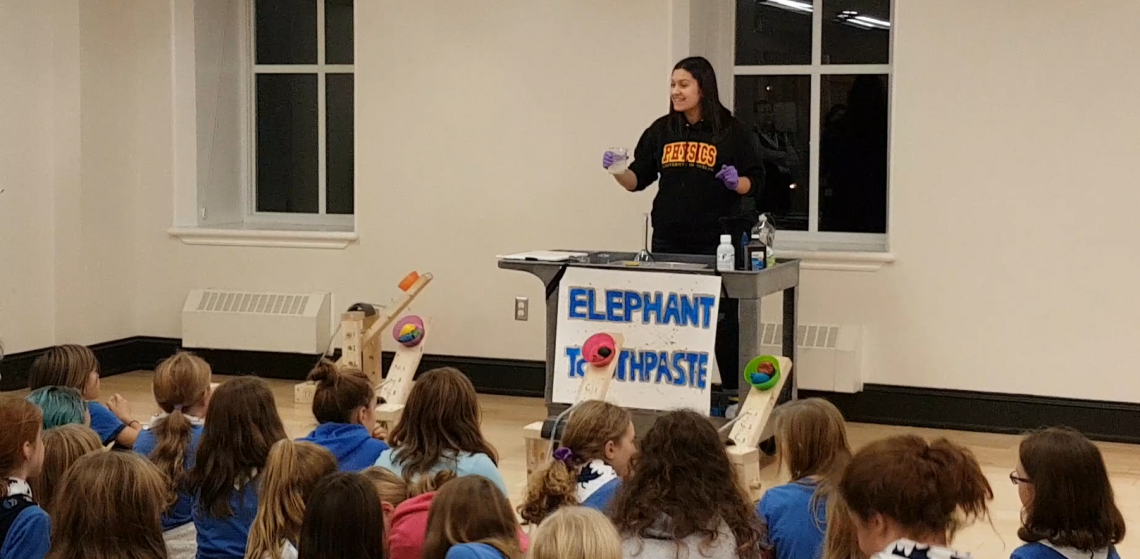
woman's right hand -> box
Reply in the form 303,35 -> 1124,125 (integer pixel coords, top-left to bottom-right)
603,150 -> 619,170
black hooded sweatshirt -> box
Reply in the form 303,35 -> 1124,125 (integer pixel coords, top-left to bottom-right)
629,111 -> 763,253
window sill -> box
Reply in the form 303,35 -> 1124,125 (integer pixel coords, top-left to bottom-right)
168,225 -> 358,249
776,249 -> 896,272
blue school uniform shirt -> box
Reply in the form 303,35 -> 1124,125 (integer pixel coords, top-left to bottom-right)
446,542 -> 508,559
133,419 -> 204,531
374,449 -> 509,496
0,479 -> 49,559
193,480 -> 260,559
757,479 -> 827,559
298,423 -> 389,471
87,401 -> 126,446
576,459 -> 620,512
1011,542 -> 1120,559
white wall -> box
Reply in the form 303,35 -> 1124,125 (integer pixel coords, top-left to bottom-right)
6,0 -> 1140,404
0,0 -> 141,354
760,0 -> 1140,402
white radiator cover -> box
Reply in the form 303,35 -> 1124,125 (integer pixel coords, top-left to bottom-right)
760,323 -> 864,393
182,290 -> 332,354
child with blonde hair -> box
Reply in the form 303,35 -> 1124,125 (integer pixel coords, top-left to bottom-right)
189,377 -> 288,559
46,451 -> 171,559
133,351 -> 213,559
423,475 -> 525,559
245,440 -> 338,559
0,397 -> 49,559
527,507 -> 621,559
519,400 -> 634,524
27,344 -> 142,448
375,368 -> 506,495
298,360 -> 388,471
29,424 -> 102,515
758,399 -> 851,559
361,466 -> 409,534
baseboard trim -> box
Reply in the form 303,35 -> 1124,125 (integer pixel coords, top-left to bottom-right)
7,340 -> 1137,442
1,337 -> 546,398
800,384 -> 1140,444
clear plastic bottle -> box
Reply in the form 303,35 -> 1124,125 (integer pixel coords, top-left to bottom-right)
716,234 -> 735,272
747,214 -> 776,270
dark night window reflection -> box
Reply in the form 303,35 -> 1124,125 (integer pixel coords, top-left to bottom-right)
823,0 -> 891,64
734,75 -> 812,231
735,0 -> 813,66
819,75 -> 888,233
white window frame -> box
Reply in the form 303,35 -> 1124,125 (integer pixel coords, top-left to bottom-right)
732,0 -> 893,253
244,0 -> 355,228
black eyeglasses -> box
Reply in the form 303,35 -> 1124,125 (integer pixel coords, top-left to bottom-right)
1009,471 -> 1032,485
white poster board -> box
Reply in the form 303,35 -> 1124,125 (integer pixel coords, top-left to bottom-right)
552,267 -> 721,412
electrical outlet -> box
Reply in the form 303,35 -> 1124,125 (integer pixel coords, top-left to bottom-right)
515,297 -> 529,321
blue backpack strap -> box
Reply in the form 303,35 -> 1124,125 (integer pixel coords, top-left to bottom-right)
0,494 -> 36,547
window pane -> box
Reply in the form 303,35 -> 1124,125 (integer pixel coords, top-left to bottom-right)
734,75 -> 811,231
326,74 -> 354,215
325,0 -> 353,64
257,74 -> 319,213
735,0 -> 813,65
822,0 -> 890,64
819,74 -> 888,233
256,0 -> 317,65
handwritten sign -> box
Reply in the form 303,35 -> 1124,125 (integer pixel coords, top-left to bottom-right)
553,267 -> 721,412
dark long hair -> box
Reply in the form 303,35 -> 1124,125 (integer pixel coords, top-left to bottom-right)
387,368 -> 498,481
608,410 -> 764,559
669,56 -> 732,137
189,377 -> 287,518
298,472 -> 387,559
1017,427 -> 1125,551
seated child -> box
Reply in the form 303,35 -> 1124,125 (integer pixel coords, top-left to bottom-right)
27,344 -> 141,448
298,360 -> 388,471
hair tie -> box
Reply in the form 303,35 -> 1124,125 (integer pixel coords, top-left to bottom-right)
553,447 -> 575,465
174,405 -> 184,412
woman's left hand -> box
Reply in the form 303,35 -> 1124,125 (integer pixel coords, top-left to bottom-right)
715,165 -> 740,191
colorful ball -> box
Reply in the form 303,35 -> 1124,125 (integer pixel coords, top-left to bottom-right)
743,355 -> 781,391
392,315 -> 425,347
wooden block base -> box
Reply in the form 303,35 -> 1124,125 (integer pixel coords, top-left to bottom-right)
376,403 -> 405,434
294,381 -> 317,404
727,445 -> 764,503
523,421 -> 550,477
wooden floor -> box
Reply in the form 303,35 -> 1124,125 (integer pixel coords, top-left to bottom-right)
65,373 -> 1140,556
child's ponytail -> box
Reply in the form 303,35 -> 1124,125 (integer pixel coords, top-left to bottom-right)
518,451 -> 579,524
839,435 -> 993,542
518,400 -> 631,524
308,359 -> 372,425
149,352 -> 212,498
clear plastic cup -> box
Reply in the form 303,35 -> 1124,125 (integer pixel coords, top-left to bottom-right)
607,147 -> 630,174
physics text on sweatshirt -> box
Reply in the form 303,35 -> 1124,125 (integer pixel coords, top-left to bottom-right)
628,112 -> 762,245
299,423 -> 389,471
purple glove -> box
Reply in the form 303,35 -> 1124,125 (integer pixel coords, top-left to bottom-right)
715,165 -> 740,191
602,150 -> 620,170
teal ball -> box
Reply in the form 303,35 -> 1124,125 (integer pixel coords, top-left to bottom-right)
750,372 -> 771,385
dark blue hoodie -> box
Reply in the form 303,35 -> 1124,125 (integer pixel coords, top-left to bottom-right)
299,423 -> 389,471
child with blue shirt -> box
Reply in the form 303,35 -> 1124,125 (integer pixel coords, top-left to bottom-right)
519,400 -> 635,525
422,476 -> 524,559
374,368 -> 507,496
0,398 -> 50,559
26,344 -> 141,448
1010,427 -> 1124,559
133,352 -> 213,559
297,360 -> 388,471
188,377 -> 288,559
757,399 -> 852,559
